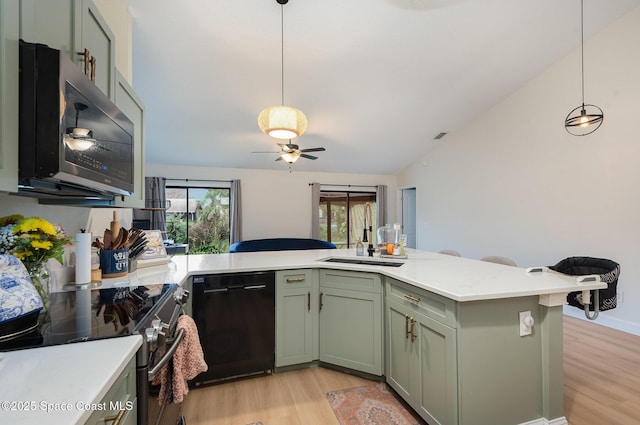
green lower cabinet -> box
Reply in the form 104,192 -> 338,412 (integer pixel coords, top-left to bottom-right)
84,356 -> 137,425
386,298 -> 458,425
276,269 -> 318,367
320,270 -> 383,376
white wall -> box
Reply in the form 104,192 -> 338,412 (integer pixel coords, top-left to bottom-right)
146,163 -> 397,240
398,6 -> 640,334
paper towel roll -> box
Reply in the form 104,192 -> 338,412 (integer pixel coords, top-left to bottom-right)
75,232 -> 92,285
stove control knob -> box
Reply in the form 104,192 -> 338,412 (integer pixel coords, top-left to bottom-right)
174,287 -> 190,304
145,327 -> 158,346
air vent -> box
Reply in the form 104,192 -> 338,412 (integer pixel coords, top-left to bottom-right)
434,132 -> 447,140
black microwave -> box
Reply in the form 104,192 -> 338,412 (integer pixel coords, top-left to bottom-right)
18,41 -> 134,200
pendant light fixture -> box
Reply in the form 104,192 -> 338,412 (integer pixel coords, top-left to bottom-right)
564,0 -> 603,136
258,0 -> 308,140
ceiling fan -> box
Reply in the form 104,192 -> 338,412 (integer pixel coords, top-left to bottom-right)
253,142 -> 326,164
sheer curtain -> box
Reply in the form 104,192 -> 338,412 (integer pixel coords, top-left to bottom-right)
310,182 -> 320,239
230,179 -> 243,244
376,185 -> 387,228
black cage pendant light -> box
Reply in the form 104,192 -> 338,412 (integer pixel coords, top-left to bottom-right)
565,0 -> 603,136
258,0 -> 308,140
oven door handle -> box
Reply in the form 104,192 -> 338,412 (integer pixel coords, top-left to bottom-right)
148,327 -> 185,382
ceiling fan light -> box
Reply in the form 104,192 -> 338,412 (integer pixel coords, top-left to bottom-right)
280,151 -> 301,164
258,105 -> 308,139
64,135 -> 95,151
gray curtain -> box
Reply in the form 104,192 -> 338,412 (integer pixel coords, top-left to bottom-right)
311,182 -> 320,239
132,177 -> 167,234
230,179 -> 242,244
376,185 -> 387,229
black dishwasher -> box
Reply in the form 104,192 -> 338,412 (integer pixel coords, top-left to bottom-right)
191,271 -> 275,385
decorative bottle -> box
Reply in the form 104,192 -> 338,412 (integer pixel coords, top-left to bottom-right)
356,239 -> 364,256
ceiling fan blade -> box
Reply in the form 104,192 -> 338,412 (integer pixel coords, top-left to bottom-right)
300,147 -> 325,153
278,143 -> 298,152
275,156 -> 283,161
300,154 -> 318,160
251,151 -> 281,154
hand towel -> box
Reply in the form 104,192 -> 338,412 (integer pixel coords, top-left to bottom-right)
171,314 -> 208,403
152,314 -> 208,404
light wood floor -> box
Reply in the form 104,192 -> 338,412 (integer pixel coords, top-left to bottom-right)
184,316 -> 640,425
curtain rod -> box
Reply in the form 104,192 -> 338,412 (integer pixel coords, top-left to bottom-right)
308,183 -> 376,188
167,178 -> 233,183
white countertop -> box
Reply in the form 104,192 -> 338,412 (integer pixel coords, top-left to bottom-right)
0,335 -> 141,425
171,248 -> 606,302
0,248 -> 604,425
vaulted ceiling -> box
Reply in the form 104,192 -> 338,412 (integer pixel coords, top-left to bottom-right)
129,0 -> 640,175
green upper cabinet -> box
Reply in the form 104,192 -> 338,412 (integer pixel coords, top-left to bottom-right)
19,0 -> 115,98
0,0 -> 19,193
113,71 -> 145,208
319,269 -> 383,376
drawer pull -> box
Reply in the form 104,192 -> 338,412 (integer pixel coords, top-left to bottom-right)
307,292 -> 311,311
104,407 -> 126,425
286,277 -> 306,283
404,294 -> 421,303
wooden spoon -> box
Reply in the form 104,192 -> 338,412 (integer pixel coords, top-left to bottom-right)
103,229 -> 112,250
115,228 -> 129,249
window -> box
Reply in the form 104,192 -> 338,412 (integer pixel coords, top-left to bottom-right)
319,192 -> 376,248
165,186 -> 230,254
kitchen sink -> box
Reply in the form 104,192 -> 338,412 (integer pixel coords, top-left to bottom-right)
320,257 -> 405,267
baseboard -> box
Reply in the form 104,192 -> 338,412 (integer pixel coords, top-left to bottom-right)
563,306 -> 640,336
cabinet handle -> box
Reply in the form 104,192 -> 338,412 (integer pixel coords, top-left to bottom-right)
319,292 -> 323,311
90,56 -> 96,82
307,292 -> 311,312
77,48 -> 90,76
286,277 -> 306,283
404,294 -> 421,304
405,314 -> 410,339
410,317 -> 417,342
104,407 -> 126,425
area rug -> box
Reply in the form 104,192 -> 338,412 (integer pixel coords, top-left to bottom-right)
245,422 -> 263,425
327,382 -> 422,425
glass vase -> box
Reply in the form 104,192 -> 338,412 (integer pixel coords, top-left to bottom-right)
29,264 -> 50,313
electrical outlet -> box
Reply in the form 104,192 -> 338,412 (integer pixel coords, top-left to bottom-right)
519,311 -> 534,337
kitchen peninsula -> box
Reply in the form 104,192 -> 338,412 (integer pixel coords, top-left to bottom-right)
1,249 -> 604,425
175,248 -> 604,425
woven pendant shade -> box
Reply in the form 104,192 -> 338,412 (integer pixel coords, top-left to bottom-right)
258,105 -> 308,139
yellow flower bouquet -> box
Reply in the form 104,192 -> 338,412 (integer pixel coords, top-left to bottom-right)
0,214 -> 73,305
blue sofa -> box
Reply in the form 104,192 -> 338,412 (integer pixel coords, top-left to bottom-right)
229,238 -> 336,253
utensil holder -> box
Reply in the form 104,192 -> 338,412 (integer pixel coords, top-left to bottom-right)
99,249 -> 128,278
